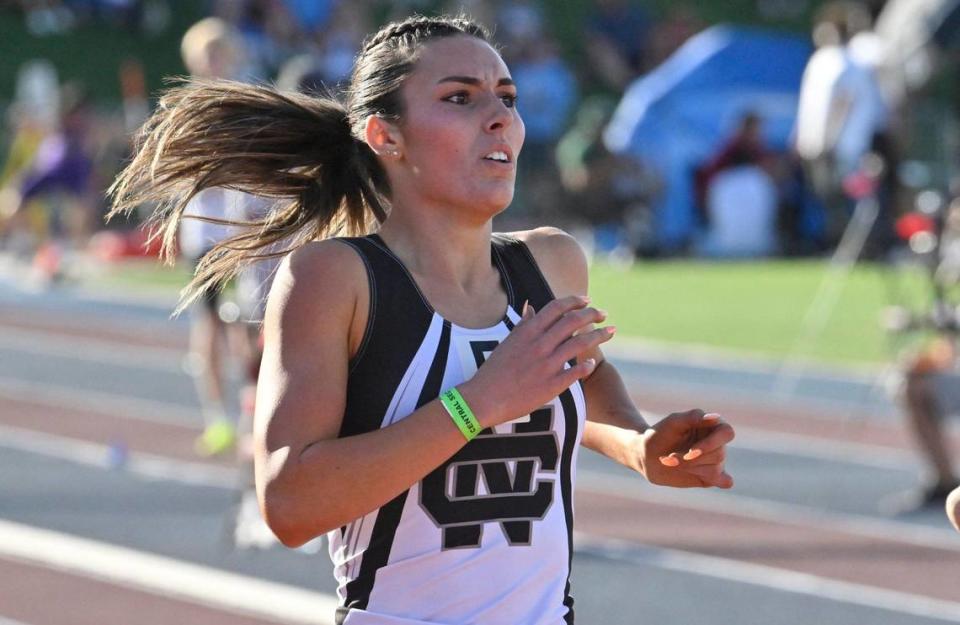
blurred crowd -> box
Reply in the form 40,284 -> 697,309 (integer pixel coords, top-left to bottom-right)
0,0 -> 957,275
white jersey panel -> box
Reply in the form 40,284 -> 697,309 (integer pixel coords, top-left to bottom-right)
350,310 -> 581,625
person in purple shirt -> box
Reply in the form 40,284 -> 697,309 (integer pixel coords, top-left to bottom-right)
0,86 -> 96,272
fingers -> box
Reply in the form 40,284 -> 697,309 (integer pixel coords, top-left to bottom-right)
543,305 -> 609,348
658,453 -> 734,489
521,299 -> 535,321
685,416 -> 735,457
519,295 -> 590,333
554,325 -> 616,363
515,297 -> 613,371
555,356 -> 599,388
679,447 -> 725,466
655,414 -> 734,489
687,467 -> 733,489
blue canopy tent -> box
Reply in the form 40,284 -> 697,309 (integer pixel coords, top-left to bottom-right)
604,25 -> 813,251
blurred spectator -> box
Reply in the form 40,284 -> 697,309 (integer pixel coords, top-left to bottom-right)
181,15 -> 249,79
777,153 -> 829,256
281,0 -> 339,35
496,0 -> 544,49
20,0 -> 76,35
0,83 -> 97,279
310,1 -> 369,89
211,0 -> 296,80
16,0 -> 171,34
511,32 -> 578,217
556,96 -> 658,257
694,112 -> 779,258
794,2 -> 893,249
694,112 -> 772,217
274,3 -> 368,95
584,0 -> 653,91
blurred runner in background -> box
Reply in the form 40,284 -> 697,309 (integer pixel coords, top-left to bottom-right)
889,192 -> 960,513
0,81 -> 96,284
178,16 -> 252,456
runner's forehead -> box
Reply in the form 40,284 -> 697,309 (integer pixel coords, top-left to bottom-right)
412,36 -> 512,86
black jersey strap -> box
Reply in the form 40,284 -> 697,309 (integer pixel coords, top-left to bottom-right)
334,236 -> 434,437
491,233 -> 556,312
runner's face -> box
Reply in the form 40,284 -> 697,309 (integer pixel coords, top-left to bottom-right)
395,35 -> 524,218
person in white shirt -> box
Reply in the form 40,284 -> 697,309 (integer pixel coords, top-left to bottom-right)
795,3 -> 893,249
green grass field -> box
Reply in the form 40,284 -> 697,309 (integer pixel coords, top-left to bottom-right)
589,259 -> 937,365
95,257 -> 941,366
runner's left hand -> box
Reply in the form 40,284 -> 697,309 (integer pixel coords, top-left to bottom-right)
632,409 -> 735,489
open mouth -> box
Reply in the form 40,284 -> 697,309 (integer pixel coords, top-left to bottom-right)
483,150 -> 512,164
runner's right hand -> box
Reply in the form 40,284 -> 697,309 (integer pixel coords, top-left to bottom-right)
460,295 -> 614,428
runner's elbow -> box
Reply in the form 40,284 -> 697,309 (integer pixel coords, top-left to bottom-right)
261,490 -> 327,548
261,470 -> 346,547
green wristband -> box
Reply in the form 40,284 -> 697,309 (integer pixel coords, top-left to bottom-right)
440,387 -> 482,442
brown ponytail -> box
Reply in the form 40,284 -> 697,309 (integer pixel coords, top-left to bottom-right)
108,14 -> 490,312
108,79 -> 388,311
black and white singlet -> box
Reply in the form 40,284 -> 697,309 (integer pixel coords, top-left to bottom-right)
330,233 -> 586,625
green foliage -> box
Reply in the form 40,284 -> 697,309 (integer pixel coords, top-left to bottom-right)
0,3 -> 206,104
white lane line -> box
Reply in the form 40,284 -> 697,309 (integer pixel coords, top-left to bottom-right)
0,617 -> 33,625
0,328 -> 182,371
574,532 -> 960,623
0,519 -> 338,625
634,404 -> 919,470
605,338 -> 884,382
0,424 -> 237,490
578,470 -> 960,552
728,425 -> 919,470
0,376 -> 198,426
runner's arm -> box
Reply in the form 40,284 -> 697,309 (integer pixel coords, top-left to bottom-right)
520,228 -> 734,488
255,239 -> 609,547
516,228 -> 650,467
255,241 -> 481,547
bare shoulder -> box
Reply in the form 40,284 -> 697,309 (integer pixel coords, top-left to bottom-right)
266,238 -> 369,356
271,239 -> 364,310
507,227 -> 588,298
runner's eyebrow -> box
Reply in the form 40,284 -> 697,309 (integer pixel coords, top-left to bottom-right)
436,76 -> 515,87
